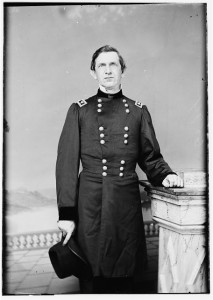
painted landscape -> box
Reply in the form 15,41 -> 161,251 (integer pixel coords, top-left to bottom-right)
4,189 -> 59,235
4,188 -> 56,215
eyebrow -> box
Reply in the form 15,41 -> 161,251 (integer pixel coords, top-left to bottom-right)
97,61 -> 118,67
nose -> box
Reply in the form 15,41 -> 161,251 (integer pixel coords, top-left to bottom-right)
105,65 -> 112,74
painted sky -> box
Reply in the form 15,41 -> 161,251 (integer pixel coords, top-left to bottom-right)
5,4 -> 206,193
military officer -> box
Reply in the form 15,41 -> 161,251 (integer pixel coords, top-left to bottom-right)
56,45 -> 183,293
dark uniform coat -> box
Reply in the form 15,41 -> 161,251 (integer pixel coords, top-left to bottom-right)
56,89 -> 174,279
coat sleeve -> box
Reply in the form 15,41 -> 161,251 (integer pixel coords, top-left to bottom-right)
138,105 -> 176,186
56,103 -> 80,221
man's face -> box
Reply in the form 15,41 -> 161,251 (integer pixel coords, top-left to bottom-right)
91,51 -> 124,92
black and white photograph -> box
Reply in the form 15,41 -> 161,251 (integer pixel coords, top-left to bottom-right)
2,1 -> 210,296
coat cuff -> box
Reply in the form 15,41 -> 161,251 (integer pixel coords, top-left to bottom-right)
58,207 -> 78,221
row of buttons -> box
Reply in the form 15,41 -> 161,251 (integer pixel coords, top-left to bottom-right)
99,126 -> 129,145
102,159 -> 126,177
122,99 -> 130,114
99,126 -> 105,144
97,99 -> 102,113
97,98 -> 130,114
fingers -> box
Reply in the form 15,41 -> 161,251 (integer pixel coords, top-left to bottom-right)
57,220 -> 76,246
172,175 -> 184,187
162,178 -> 170,187
62,231 -> 72,246
162,175 -> 184,188
62,224 -> 75,246
177,176 -> 184,187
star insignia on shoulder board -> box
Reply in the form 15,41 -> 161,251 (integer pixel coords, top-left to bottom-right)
135,101 -> 143,108
77,99 -> 87,107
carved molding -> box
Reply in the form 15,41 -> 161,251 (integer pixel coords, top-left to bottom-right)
153,216 -> 205,235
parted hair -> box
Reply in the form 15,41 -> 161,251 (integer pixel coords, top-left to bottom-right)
90,45 -> 126,73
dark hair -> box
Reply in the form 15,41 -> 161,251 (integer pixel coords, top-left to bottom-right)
90,45 -> 126,73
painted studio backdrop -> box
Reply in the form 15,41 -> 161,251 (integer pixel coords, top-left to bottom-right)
5,4 -> 206,239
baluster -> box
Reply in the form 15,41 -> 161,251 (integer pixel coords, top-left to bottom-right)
46,233 -> 52,247
7,237 -> 13,249
52,233 -> 59,245
150,223 -> 154,236
12,236 -> 19,250
32,234 -> 39,248
19,235 -> 26,249
26,235 -> 33,248
39,234 -> 45,247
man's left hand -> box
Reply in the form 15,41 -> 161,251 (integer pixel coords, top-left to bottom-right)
162,174 -> 184,188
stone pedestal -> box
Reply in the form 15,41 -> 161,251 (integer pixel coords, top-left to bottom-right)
140,172 -> 208,293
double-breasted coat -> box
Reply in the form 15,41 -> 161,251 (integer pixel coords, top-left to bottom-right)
56,89 -> 174,279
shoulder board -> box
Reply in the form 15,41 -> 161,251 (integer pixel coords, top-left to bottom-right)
77,99 -> 87,108
135,100 -> 143,108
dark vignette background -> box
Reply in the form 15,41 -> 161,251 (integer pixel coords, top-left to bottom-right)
3,2 -> 208,293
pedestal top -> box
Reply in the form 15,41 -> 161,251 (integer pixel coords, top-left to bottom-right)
139,181 -> 206,197
139,172 -> 207,228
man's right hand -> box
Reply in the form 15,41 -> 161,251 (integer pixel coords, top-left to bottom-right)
57,220 -> 76,246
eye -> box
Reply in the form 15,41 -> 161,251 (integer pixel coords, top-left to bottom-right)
98,63 -> 105,68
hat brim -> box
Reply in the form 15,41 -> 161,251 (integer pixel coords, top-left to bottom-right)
49,237 -> 93,279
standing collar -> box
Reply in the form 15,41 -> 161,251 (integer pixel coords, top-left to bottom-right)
97,89 -> 123,99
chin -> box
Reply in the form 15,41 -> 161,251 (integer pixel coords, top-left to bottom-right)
103,84 -> 115,89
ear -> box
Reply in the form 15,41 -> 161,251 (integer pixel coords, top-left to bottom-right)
90,70 -> 97,80
121,70 -> 125,78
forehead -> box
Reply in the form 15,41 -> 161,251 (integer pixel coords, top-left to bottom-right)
96,51 -> 120,64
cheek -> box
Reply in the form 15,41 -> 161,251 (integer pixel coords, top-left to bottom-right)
98,74 -> 105,82
95,73 -> 102,81
114,69 -> 122,77
97,70 -> 104,78
115,72 -> 122,80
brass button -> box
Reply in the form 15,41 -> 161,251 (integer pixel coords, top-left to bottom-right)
124,134 -> 128,138
119,172 -> 124,177
98,99 -> 102,103
124,140 -> 128,144
102,172 -> 107,176
100,140 -> 105,144
125,103 -> 129,107
126,109 -> 130,114
99,126 -> 104,131
103,166 -> 107,170
98,104 -> 102,108
97,109 -> 102,113
121,160 -> 125,164
102,159 -> 107,164
122,99 -> 126,103
100,133 -> 105,138
120,166 -> 124,171
124,126 -> 129,131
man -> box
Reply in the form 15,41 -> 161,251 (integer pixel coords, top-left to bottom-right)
56,45 -> 183,293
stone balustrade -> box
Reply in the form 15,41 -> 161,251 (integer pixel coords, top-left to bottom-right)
6,221 -> 158,251
6,230 -> 62,251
